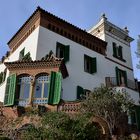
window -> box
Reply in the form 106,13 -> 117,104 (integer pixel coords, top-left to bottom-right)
0,69 -> 6,85
115,67 -> 127,86
77,86 -> 90,100
84,55 -> 97,74
56,42 -> 70,62
34,75 -> 50,99
18,76 -> 31,99
112,42 -> 125,61
19,48 -> 25,60
77,86 -> 84,100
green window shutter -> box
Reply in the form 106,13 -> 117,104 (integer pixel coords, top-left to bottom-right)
135,106 -> 140,130
77,86 -> 84,99
115,67 -> 119,86
91,57 -> 97,73
48,72 -> 55,104
118,46 -> 123,59
123,71 -> 127,86
131,111 -> 136,124
64,45 -> 70,62
48,71 -> 62,105
4,74 -> 16,106
22,52 -> 32,61
4,77 -> 10,105
19,48 -> 25,60
113,44 -> 117,57
0,72 -> 3,84
53,72 -> 62,104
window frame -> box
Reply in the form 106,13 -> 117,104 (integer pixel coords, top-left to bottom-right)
56,42 -> 70,62
112,42 -> 126,62
84,54 -> 97,74
34,75 -> 50,99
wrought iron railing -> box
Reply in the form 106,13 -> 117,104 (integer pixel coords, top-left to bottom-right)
105,77 -> 138,91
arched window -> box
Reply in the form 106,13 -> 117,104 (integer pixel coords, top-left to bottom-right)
17,75 -> 32,106
34,74 -> 50,104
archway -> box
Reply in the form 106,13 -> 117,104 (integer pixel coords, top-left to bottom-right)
92,116 -> 110,138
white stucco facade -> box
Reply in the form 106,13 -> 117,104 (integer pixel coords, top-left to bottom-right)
37,26 -> 107,101
0,12 -> 139,105
89,14 -> 139,104
0,27 -> 40,102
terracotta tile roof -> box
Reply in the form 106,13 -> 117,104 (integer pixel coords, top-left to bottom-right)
8,6 -> 107,48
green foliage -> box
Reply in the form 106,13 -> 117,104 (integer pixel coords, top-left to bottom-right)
24,107 -> 38,116
19,111 -> 100,140
0,137 -> 10,140
42,112 -> 100,140
81,86 -> 134,135
20,125 -> 46,140
42,112 -> 72,140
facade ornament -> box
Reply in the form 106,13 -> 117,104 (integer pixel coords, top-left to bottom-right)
100,13 -> 107,21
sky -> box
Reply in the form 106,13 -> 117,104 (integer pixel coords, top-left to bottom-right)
0,0 -> 140,79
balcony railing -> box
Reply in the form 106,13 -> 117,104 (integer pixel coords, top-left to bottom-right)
105,77 -> 138,91
58,101 -> 81,113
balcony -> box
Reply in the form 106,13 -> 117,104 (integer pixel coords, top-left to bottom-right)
105,77 -> 138,91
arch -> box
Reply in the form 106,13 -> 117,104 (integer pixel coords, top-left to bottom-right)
92,116 -> 110,136
35,72 -> 49,79
17,73 -> 31,78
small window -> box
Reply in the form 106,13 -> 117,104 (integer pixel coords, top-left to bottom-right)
84,55 -> 97,74
113,42 -> 125,61
56,42 -> 70,62
77,86 -> 90,100
19,48 -> 25,60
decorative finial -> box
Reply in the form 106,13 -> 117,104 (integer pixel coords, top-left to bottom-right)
100,13 -> 107,21
124,26 -> 129,33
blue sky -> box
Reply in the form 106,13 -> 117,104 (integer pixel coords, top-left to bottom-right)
0,0 -> 140,79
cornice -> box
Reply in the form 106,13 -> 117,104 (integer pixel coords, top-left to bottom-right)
89,21 -> 134,45
7,7 -> 107,56
4,52 -> 63,70
4,52 -> 68,78
4,60 -> 61,70
105,56 -> 133,71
